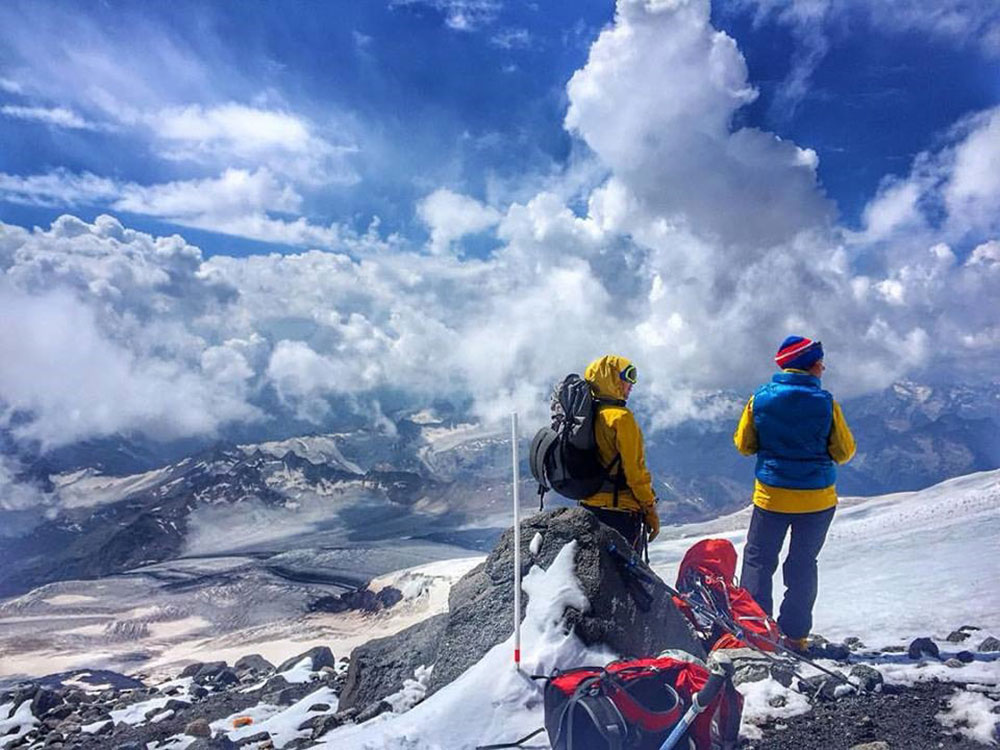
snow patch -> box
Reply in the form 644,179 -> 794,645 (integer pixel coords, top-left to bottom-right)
936,687 -> 1000,745
736,677 -> 812,740
0,701 -> 37,748
384,665 -> 433,713
210,685 -> 338,748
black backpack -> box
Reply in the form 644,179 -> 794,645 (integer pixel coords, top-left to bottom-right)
529,374 -> 625,505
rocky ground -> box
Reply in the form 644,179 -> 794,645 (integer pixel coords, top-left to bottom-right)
745,680 -> 996,749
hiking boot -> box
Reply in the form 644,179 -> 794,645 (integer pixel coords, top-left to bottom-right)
782,635 -> 810,654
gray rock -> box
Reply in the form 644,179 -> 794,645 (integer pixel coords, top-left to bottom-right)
192,662 -> 229,682
309,714 -> 342,740
234,654 -> 274,675
849,665 -> 884,693
799,672 -> 849,700
355,701 -> 392,723
907,637 -> 939,660
427,508 -> 703,694
184,718 -> 212,738
767,694 -> 787,708
956,650 -> 975,663
179,663 -> 204,679
978,636 -> 1000,652
306,703 -> 331,712
234,731 -> 270,746
848,743 -> 889,750
41,706 -> 74,722
844,636 -> 866,651
945,658 -> 965,668
339,613 -> 447,711
31,689 -> 63,717
187,737 -> 238,750
276,646 -> 335,673
946,630 -> 970,643
165,699 -> 191,711
113,743 -> 144,750
733,662 -> 769,686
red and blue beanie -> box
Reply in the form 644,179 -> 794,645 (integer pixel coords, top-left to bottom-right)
775,336 -> 824,370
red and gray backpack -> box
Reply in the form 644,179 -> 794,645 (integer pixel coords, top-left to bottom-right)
542,656 -> 741,750
673,539 -> 781,653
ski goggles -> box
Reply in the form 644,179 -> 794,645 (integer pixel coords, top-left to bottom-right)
620,364 -> 638,384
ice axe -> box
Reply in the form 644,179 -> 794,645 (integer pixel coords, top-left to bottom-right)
658,652 -> 735,750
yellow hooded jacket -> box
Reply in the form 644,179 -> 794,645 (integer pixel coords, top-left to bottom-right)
580,355 -> 657,515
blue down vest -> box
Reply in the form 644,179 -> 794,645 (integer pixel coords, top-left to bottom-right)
753,371 -> 836,490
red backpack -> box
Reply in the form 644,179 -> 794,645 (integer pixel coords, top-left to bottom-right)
543,656 -> 740,750
673,539 -> 781,653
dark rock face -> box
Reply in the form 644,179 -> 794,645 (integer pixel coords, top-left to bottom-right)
339,613 -> 447,710
309,585 -> 404,614
979,636 -> 1000,653
428,507 -> 703,693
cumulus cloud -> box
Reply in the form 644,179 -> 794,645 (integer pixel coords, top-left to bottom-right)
417,188 -> 501,254
860,106 -> 1000,245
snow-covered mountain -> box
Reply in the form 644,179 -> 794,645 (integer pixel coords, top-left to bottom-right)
1,380 -> 998,599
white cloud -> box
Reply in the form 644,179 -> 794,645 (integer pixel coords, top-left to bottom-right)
565,0 -> 832,249
417,188 -> 501,254
145,103 -> 359,185
391,0 -> 502,31
0,168 -> 357,250
859,105 -> 1000,245
0,77 -> 23,93
1,105 -> 110,131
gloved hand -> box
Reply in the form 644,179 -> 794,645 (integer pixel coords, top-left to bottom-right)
644,507 -> 660,541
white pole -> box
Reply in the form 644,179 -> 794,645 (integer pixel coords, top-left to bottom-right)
511,411 -> 522,670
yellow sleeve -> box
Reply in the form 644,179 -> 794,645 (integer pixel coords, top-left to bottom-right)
614,411 -> 656,510
733,397 -> 758,456
828,400 -> 856,464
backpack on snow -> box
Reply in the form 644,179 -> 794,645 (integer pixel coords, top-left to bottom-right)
529,374 -> 626,505
542,657 -> 741,750
673,539 -> 781,653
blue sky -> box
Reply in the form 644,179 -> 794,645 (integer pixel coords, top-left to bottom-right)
1,0 -> 999,450
1,0 -> 996,256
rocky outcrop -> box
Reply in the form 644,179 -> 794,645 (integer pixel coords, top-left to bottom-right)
343,506 -> 704,707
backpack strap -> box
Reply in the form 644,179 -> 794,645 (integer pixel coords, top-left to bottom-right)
591,398 -> 629,507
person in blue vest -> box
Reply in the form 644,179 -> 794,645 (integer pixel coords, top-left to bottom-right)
733,336 -> 856,652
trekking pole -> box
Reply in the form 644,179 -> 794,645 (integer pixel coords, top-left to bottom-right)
664,582 -> 862,693
511,411 -> 522,672
658,652 -> 735,750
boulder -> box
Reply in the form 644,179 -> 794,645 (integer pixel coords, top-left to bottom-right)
339,614 -> 447,710
192,662 -> 229,683
849,665 -> 884,693
30,689 -> 63,717
277,646 -> 335,673
184,718 -> 212,738
978,636 -> 1000,653
427,507 -> 703,693
355,700 -> 392,723
907,638 -> 939,660
234,654 -> 275,675
187,737 -> 237,750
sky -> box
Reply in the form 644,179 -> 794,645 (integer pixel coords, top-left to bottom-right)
1,0 -> 999,457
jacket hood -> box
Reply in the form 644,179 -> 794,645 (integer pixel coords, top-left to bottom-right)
584,354 -> 632,401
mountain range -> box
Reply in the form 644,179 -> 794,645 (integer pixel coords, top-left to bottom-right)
1,380 -> 998,598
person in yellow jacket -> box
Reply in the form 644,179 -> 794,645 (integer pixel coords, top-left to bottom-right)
734,336 -> 856,651
579,354 -> 660,551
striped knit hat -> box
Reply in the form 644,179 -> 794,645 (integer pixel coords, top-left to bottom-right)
775,336 -> 824,370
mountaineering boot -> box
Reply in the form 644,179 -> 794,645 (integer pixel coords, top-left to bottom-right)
781,635 -> 810,654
